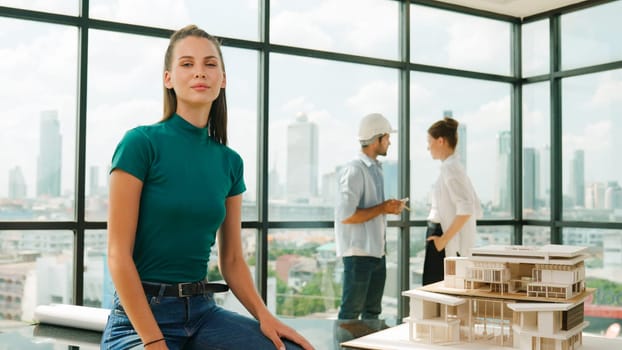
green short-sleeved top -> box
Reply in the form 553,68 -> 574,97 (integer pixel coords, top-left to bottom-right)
110,113 -> 246,283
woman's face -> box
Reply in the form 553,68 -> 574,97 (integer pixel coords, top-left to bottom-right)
164,36 -> 226,109
427,134 -> 443,160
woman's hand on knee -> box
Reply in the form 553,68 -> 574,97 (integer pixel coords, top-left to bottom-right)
260,315 -> 315,350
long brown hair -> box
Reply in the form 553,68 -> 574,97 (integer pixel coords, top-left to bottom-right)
162,24 -> 228,145
428,117 -> 459,149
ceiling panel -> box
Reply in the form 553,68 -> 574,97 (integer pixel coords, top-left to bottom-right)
431,0 -> 590,18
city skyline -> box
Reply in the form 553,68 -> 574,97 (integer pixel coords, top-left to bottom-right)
1,1 -> 622,342
5,110 -> 622,217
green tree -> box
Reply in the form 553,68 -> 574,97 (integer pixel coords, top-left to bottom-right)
276,267 -> 341,317
207,266 -> 223,282
586,277 -> 622,306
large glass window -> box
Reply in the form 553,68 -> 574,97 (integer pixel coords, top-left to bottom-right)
410,72 -> 511,220
522,19 -> 549,77
268,228 -> 340,319
2,0 -> 622,342
523,225 -> 550,245
268,54 -> 398,221
562,70 -> 622,222
267,227 -> 399,327
204,229 -> 259,316
0,0 -> 78,15
85,230 -> 109,308
411,4 -> 511,75
563,227 -> 622,335
0,19 -> 78,221
86,30 -> 166,221
89,0 -> 259,40
0,230 -> 74,322
270,0 -> 399,59
562,0 -> 622,70
409,227 -> 426,288
222,47 -> 259,221
476,226 -> 513,246
523,82 -> 550,219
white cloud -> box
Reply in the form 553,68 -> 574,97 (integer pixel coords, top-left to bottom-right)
523,108 -> 546,128
446,18 -> 509,71
270,0 -> 396,57
563,120 -> 611,154
591,74 -> 622,106
522,20 -> 549,74
90,0 -> 190,27
281,96 -> 317,117
461,95 -> 511,130
522,108 -> 547,146
562,120 -> 612,183
346,80 -> 398,118
271,10 -> 335,50
87,99 -> 160,159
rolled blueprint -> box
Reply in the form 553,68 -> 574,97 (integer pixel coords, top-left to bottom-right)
34,304 -> 111,331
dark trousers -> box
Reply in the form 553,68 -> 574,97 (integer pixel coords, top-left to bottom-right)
422,222 -> 445,286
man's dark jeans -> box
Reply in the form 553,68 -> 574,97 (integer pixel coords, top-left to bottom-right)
338,255 -> 386,320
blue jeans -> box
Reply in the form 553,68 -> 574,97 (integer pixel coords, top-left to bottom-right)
101,291 -> 304,350
338,256 -> 386,320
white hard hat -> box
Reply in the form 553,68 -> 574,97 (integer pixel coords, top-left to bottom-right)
358,113 -> 396,141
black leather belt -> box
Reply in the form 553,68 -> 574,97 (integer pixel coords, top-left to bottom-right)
142,280 -> 229,297
427,221 -> 441,229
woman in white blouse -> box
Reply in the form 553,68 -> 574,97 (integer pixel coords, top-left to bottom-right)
423,117 -> 482,286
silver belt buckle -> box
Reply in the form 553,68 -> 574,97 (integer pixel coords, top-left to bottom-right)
177,282 -> 192,297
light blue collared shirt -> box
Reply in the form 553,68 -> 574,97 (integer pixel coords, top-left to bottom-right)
334,152 -> 386,258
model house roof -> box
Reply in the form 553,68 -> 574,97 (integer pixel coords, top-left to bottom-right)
506,303 -> 575,312
470,244 -> 588,265
402,289 -> 465,306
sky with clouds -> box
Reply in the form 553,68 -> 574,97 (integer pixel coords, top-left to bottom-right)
0,0 -> 620,211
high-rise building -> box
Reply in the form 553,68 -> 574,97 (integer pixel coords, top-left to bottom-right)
36,110 -> 62,197
457,123 -> 467,170
495,131 -> 512,212
269,162 -> 283,200
286,112 -> 318,203
89,165 -> 99,196
523,147 -> 537,210
539,145 -> 551,206
321,166 -> 340,204
569,149 -> 585,207
604,181 -> 622,210
585,182 -> 606,209
383,160 -> 398,200
9,166 -> 27,199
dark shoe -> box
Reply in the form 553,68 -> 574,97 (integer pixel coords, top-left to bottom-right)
366,318 -> 390,331
334,319 -> 377,350
338,320 -> 377,338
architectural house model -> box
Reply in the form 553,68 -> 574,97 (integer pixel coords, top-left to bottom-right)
402,244 -> 593,350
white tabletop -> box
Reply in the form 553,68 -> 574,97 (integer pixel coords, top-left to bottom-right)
341,323 -> 622,350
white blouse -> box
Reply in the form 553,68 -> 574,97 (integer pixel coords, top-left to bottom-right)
427,153 -> 482,257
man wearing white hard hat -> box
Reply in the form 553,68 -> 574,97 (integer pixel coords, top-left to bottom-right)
333,113 -> 406,347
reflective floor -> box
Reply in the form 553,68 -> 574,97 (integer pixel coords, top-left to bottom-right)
0,322 -> 101,349
0,318 -> 336,350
